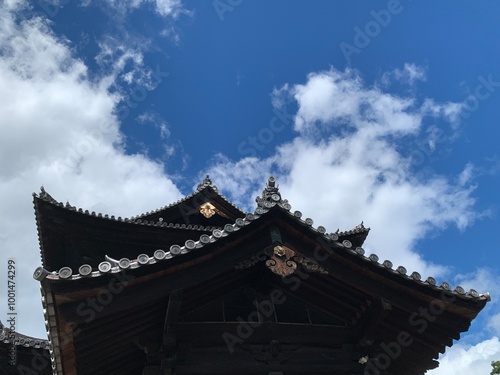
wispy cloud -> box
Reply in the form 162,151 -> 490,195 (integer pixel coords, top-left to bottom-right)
207,67 -> 479,279
381,62 -> 427,87
208,66 -> 498,375
428,337 -> 500,375
137,110 -> 171,139
84,0 -> 184,19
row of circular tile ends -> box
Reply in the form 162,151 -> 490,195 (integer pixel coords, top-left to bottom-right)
36,201 -> 488,301
34,221 -> 246,281
271,206 -> 485,299
39,205 -> 287,281
0,333 -> 49,349
339,240 -> 483,299
34,208 -> 270,281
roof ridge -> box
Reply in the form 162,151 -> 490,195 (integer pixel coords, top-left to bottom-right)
34,190 -> 226,231
134,176 -> 247,219
32,175 -> 246,220
337,225 -> 370,236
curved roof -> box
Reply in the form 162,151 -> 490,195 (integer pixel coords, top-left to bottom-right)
34,177 -> 487,302
32,176 -> 490,375
0,322 -> 49,350
134,175 -> 247,221
33,176 -> 246,272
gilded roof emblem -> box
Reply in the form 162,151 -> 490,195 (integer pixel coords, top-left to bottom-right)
199,202 -> 217,218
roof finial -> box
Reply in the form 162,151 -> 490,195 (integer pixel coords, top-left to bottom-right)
268,176 -> 276,188
38,186 -> 57,203
196,174 -> 217,191
256,176 -> 281,205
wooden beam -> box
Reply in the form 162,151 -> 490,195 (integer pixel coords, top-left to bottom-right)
163,289 -> 183,348
161,289 -> 183,373
356,298 -> 392,347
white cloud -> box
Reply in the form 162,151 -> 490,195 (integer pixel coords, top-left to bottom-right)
0,2 -> 182,337
154,0 -> 183,18
86,0 -> 184,19
291,68 -> 421,136
381,62 -> 427,86
207,67 -> 479,280
454,268 -> 499,308
428,337 -> 500,375
95,35 -> 160,93
201,154 -> 273,204
207,66 -> 500,372
421,98 -> 464,127
488,314 -> 500,336
137,111 -> 171,139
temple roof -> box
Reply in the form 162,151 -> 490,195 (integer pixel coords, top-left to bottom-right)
33,175 -> 246,272
31,176 -> 490,375
33,177 -> 485,302
0,322 -> 49,350
132,175 -> 246,223
0,322 -> 51,374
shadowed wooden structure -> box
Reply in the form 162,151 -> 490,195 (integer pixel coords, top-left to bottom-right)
30,176 -> 488,375
0,322 -> 51,374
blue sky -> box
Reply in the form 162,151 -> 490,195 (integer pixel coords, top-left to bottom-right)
1,0 -> 499,373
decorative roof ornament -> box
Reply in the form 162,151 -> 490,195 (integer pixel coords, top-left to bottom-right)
266,245 -> 297,276
196,175 -> 218,191
199,202 -> 217,218
38,186 -> 57,204
256,176 -> 281,206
